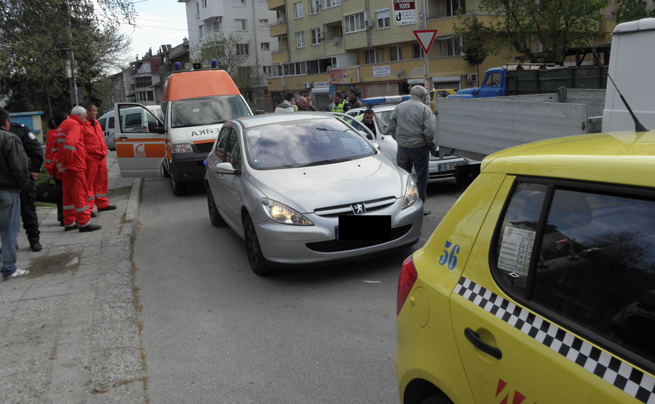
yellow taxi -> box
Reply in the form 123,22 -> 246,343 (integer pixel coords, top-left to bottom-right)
396,131 -> 655,404
429,89 -> 458,112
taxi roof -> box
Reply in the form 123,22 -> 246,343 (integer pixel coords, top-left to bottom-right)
164,70 -> 240,102
482,131 -> 655,187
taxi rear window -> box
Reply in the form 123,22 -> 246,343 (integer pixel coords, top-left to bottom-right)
493,180 -> 655,368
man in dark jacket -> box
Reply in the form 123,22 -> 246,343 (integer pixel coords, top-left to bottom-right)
0,108 -> 31,280
9,118 -> 44,251
347,89 -> 363,109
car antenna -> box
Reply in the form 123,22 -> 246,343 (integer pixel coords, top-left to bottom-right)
585,37 -> 648,132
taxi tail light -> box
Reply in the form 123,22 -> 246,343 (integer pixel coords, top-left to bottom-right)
397,255 -> 418,316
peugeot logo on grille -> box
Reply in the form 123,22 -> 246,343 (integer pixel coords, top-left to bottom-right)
351,203 -> 366,215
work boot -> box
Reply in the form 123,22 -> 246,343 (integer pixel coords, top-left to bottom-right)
91,212 -> 97,218
65,224 -> 79,231
30,242 -> 42,252
79,223 -> 102,233
98,205 -> 117,212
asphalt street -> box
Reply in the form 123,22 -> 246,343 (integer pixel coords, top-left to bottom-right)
132,178 -> 467,404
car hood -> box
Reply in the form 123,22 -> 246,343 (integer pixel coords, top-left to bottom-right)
246,154 -> 405,213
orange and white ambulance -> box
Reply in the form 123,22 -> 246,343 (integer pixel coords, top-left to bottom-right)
114,65 -> 253,196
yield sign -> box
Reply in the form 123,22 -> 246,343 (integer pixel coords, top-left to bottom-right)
413,29 -> 438,54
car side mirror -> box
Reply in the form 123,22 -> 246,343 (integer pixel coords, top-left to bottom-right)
148,121 -> 165,134
214,162 -> 238,175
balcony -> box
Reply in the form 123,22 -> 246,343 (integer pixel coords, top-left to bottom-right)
269,21 -> 288,37
268,0 -> 285,10
272,49 -> 290,64
324,37 -> 344,57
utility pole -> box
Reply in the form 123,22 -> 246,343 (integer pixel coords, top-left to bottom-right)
421,0 -> 429,89
66,0 -> 80,107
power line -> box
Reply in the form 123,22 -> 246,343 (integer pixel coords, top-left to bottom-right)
136,17 -> 188,25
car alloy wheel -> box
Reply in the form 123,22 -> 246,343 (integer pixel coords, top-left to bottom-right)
206,185 -> 225,227
243,215 -> 272,276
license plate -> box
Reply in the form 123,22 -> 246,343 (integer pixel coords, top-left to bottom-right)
438,161 -> 466,172
337,216 -> 391,241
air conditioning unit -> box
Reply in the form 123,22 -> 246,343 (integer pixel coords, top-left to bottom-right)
304,82 -> 313,89
467,73 -> 478,83
365,19 -> 373,28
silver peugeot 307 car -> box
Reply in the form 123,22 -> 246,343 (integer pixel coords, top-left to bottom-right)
204,112 -> 424,275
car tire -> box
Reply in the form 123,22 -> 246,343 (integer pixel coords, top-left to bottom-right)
243,215 -> 273,276
169,164 -> 187,196
207,186 -> 225,227
420,393 -> 453,404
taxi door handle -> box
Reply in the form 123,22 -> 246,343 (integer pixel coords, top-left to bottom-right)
465,328 -> 502,360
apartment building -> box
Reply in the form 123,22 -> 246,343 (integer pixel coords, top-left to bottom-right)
180,0 -> 279,111
266,0 -> 617,110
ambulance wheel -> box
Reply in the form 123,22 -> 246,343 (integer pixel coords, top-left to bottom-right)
206,185 -> 225,227
169,165 -> 187,196
243,215 -> 273,276
161,161 -> 170,178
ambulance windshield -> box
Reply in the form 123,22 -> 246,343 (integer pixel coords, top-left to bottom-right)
171,95 -> 251,128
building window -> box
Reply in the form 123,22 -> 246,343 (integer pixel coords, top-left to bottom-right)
294,2 -> 303,19
198,25 -> 204,38
213,18 -> 222,32
376,9 -> 389,29
310,0 -> 319,14
296,31 -> 305,48
203,0 -> 207,7
412,43 -> 424,59
236,19 -> 247,30
237,44 -> 249,55
438,36 -> 461,57
135,76 -> 152,87
311,28 -> 321,45
259,19 -> 269,26
138,91 -> 154,102
389,45 -> 402,61
263,66 -> 268,74
364,48 -> 382,64
445,0 -> 465,17
195,2 -> 199,15
322,0 -> 340,9
344,12 -> 365,34
261,42 -> 270,50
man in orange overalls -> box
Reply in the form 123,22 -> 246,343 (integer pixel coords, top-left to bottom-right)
83,104 -> 116,214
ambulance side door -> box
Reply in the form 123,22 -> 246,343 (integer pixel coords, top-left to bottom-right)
114,103 -> 166,178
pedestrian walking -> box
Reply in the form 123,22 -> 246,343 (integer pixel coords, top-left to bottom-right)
347,89 -> 363,109
83,104 -> 116,214
57,106 -> 101,233
9,118 -> 44,251
0,108 -> 31,280
275,92 -> 297,113
329,92 -> 351,113
44,112 -> 68,226
384,86 -> 437,216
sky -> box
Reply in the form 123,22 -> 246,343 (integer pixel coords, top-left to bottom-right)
119,0 -> 191,60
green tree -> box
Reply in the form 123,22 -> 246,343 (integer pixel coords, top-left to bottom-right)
454,15 -> 489,86
192,32 -> 266,93
0,0 -> 135,115
480,0 -> 611,64
614,0 -> 655,23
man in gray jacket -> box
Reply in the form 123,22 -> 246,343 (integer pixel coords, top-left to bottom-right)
385,86 -> 437,215
0,108 -> 31,280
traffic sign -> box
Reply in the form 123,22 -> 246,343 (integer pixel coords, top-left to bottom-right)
413,29 -> 438,54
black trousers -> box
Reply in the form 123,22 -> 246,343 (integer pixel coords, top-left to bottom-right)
20,181 -> 40,243
55,178 -> 63,222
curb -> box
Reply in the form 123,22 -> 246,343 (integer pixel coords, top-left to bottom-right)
122,177 -> 143,242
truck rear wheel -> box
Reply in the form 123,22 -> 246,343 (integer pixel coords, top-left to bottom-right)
169,165 -> 187,196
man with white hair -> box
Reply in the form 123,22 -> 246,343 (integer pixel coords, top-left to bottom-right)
385,85 -> 437,216
56,106 -> 101,232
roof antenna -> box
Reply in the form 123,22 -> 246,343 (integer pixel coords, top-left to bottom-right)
585,37 -> 648,132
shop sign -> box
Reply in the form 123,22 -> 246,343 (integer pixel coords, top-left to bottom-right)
393,0 -> 416,25
330,68 -> 359,85
314,82 -> 329,88
373,66 -> 391,78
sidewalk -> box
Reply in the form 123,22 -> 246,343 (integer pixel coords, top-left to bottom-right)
0,153 -> 147,403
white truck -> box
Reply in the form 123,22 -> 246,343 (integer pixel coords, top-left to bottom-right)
436,17 -> 654,162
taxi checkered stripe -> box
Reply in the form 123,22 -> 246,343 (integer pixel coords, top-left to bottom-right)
454,277 -> 655,404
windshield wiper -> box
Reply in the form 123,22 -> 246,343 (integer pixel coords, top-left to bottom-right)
298,157 -> 353,167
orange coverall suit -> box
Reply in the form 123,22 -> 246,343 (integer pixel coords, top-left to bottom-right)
83,119 -> 110,211
44,128 -> 63,221
56,115 -> 91,227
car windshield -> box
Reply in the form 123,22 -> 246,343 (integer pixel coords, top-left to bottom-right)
171,95 -> 251,128
245,119 -> 376,170
375,110 -> 393,133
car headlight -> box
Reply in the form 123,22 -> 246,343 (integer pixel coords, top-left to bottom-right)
261,198 -> 314,226
171,143 -> 194,153
402,175 -> 419,209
